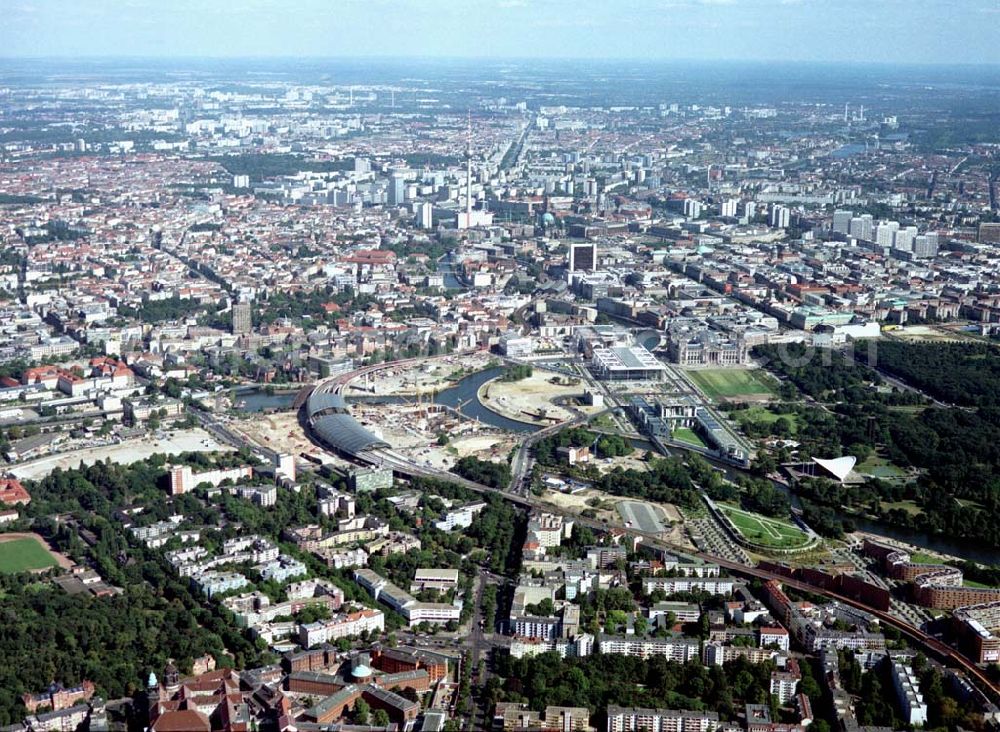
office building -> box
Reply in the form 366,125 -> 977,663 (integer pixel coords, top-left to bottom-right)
912,232 -> 939,259
979,222 -> 1000,244
849,214 -> 873,241
568,242 -> 597,272
232,301 -> 252,335
683,199 -> 703,218
770,205 -> 791,229
349,467 -> 394,492
875,221 -> 899,247
590,345 -> 666,381
893,226 -> 918,251
832,209 -> 854,234
416,202 -> 434,229
388,173 -> 406,206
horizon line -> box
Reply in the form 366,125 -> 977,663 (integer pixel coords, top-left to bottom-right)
1,54 -> 999,69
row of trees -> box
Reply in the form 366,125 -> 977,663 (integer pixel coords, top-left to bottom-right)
500,364 -> 533,382
493,652 -> 780,725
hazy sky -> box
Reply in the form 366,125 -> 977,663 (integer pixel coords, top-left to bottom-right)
2,0 -> 999,65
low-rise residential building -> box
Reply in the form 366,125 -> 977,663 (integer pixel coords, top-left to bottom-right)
193,571 -> 250,598
298,608 -> 386,647
891,661 -> 928,726
606,706 -> 719,732
598,634 -> 700,663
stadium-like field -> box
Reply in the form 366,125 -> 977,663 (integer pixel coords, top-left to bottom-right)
0,536 -> 60,573
717,504 -> 812,549
687,368 -> 775,401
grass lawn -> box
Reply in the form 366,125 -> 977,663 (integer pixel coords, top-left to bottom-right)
907,552 -> 944,564
857,454 -> 907,479
590,413 -> 617,430
717,504 -> 812,550
671,427 -> 709,449
731,406 -> 798,434
0,537 -> 59,574
965,579 -> 999,589
687,369 -> 775,401
879,500 -> 922,516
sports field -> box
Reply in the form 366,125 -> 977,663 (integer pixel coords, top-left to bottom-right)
687,369 -> 775,401
717,504 -> 812,550
0,535 -> 60,573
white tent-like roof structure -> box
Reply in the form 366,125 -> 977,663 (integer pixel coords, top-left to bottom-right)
812,456 -> 857,483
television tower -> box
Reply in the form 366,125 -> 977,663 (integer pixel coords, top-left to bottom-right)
465,111 -> 473,227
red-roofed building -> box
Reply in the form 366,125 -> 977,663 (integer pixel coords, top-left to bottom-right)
89,356 -> 135,387
343,250 -> 397,266
0,478 -> 30,506
21,365 -> 62,389
151,709 -> 211,732
149,668 -> 247,732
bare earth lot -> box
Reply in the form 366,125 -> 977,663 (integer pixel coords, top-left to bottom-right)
10,428 -> 232,480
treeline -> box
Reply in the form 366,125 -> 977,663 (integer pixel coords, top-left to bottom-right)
0,574 -> 245,725
209,153 -> 354,180
412,476 -> 525,575
450,455 -> 511,489
500,364 -> 533,382
588,454 -> 776,515
533,427 -> 633,464
0,193 -> 44,204
0,459 -> 276,722
492,652 -> 779,725
117,296 -> 211,324
859,340 -> 1000,408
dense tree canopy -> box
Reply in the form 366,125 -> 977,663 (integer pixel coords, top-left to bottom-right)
755,342 -> 1000,547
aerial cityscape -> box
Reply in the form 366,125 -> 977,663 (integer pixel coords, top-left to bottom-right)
2,3 -> 1000,732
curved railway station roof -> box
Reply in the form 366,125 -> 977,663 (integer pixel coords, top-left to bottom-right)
307,387 -> 389,455
307,391 -> 349,419
311,413 -> 390,455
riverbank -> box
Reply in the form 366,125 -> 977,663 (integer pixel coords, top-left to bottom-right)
476,370 -> 585,426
